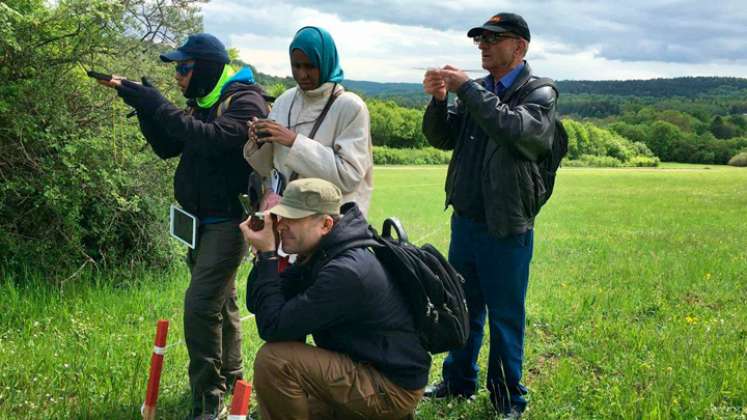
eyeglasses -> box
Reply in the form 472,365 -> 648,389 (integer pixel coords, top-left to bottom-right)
472,33 -> 520,46
175,62 -> 195,76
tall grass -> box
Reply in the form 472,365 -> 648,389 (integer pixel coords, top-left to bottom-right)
1,165 -> 746,419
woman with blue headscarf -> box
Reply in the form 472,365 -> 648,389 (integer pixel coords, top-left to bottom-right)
244,26 -> 373,214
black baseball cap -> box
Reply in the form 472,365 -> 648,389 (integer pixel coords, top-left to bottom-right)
467,12 -> 531,42
160,33 -> 230,64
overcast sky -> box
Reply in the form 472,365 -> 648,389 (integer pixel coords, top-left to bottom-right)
202,0 -> 747,83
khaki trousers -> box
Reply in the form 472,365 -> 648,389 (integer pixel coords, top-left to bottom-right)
253,342 -> 424,420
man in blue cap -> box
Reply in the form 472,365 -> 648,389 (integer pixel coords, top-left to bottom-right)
421,12 -> 558,419
98,33 -> 269,419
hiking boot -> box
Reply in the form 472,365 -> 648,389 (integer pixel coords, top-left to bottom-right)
423,381 -> 475,400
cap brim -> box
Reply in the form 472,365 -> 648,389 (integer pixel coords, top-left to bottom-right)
268,204 -> 317,219
467,25 -> 510,37
159,50 -> 192,63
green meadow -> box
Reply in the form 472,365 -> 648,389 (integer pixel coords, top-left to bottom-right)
1,165 -> 746,419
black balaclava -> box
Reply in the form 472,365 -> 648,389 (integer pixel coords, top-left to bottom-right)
184,59 -> 224,99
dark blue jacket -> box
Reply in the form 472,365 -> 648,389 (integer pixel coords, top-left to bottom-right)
138,72 -> 268,220
247,203 -> 431,390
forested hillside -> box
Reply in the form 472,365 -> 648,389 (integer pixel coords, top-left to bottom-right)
335,77 -> 747,166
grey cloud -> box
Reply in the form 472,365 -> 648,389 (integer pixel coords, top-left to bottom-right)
205,0 -> 747,64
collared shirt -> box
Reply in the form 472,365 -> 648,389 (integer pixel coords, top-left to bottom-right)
489,62 -> 525,96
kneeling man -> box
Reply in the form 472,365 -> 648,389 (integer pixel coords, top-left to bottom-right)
241,178 -> 430,420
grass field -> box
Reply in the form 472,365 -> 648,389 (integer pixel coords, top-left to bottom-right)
1,165 -> 746,419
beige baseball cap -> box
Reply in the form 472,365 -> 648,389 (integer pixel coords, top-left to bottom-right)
268,178 -> 342,219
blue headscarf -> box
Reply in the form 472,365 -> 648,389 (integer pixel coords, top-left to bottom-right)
289,26 -> 344,84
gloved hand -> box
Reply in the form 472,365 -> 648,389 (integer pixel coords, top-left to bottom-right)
116,77 -> 168,115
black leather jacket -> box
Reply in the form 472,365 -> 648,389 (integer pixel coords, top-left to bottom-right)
138,82 -> 268,220
423,62 -> 557,238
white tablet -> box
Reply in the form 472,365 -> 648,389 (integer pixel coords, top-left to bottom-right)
169,205 -> 198,249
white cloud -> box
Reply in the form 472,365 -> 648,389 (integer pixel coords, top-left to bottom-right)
203,0 -> 747,82
219,4 -> 480,82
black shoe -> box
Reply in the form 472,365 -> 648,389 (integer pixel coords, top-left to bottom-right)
423,381 -> 475,400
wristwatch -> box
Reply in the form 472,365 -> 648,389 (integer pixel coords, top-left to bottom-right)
256,250 -> 278,262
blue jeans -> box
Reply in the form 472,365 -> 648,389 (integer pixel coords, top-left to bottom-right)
442,214 -> 533,414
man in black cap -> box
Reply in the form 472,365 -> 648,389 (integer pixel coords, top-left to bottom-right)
421,12 -> 557,418
98,33 -> 269,419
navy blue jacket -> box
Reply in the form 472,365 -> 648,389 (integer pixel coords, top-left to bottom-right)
138,79 -> 268,220
247,203 -> 431,390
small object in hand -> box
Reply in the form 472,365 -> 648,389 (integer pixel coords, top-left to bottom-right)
249,212 -> 265,231
253,118 -> 273,139
238,194 -> 254,216
86,70 -> 112,81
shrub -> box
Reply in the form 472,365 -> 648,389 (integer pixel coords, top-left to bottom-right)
568,155 -> 623,167
628,156 -> 660,167
562,119 -> 658,165
373,147 -> 451,165
0,0 -> 202,281
728,152 -> 747,167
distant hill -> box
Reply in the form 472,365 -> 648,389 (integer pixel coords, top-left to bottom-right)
247,64 -> 747,118
343,77 -> 747,117
345,77 -> 747,99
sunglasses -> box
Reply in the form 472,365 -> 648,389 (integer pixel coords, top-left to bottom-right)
473,33 -> 520,46
175,62 -> 195,76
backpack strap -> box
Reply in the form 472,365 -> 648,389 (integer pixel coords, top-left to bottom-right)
311,236 -> 381,278
215,92 -> 237,119
513,77 -> 558,104
288,84 -> 342,183
216,89 -> 273,119
309,83 -> 341,139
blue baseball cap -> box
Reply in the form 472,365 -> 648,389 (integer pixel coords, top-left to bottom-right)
160,33 -> 230,64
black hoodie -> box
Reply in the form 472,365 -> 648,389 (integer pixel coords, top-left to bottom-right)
247,203 -> 431,390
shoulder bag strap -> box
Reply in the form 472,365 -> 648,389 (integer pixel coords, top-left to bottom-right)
289,83 -> 342,182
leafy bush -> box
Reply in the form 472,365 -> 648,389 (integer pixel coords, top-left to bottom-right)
728,152 -> 747,167
368,100 -> 428,148
0,0 -> 203,280
627,156 -> 661,167
562,119 -> 658,166
564,154 -> 659,168
564,155 -> 623,168
373,147 -> 451,165
608,112 -> 747,164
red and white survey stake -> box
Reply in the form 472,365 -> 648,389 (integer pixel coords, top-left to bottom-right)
141,319 -> 169,420
228,379 -> 252,420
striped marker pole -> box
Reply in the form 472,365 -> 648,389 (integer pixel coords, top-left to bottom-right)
142,319 -> 169,420
228,380 -> 252,420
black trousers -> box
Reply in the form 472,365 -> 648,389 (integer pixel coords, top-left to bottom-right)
185,220 -> 247,413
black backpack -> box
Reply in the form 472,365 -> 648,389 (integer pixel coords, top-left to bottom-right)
325,218 -> 470,354
515,77 -> 569,207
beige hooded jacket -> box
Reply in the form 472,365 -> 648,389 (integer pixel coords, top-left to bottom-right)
244,82 -> 373,214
